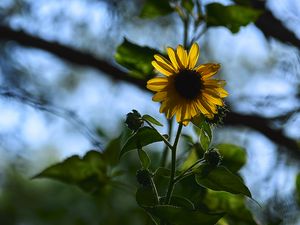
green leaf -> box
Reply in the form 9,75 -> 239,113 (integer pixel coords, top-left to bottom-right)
199,122 -> 212,150
180,147 -> 199,171
154,167 -> 171,177
140,0 -> 173,19
206,3 -> 262,33
136,186 -> 158,207
195,165 -> 252,198
33,151 -> 109,194
115,38 -> 158,79
146,205 -> 225,225
191,114 -> 205,128
203,190 -> 257,225
182,0 -> 194,13
138,149 -> 151,169
120,127 -> 165,158
296,173 -> 300,206
102,135 -> 122,166
160,196 -> 195,209
142,114 -> 163,126
216,143 -> 247,172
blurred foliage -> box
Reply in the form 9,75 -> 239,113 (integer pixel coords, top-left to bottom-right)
205,3 -> 262,33
140,0 -> 173,18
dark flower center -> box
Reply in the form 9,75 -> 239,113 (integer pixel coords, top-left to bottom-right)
174,69 -> 203,100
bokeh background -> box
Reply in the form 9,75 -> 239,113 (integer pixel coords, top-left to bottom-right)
0,0 -> 300,224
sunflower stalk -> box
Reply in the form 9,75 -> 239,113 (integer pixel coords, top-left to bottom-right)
164,123 -> 183,204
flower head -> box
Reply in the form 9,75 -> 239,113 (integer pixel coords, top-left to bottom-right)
147,43 -> 228,125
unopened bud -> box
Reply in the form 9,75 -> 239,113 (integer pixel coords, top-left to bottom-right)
125,110 -> 143,131
136,169 -> 152,187
204,148 -> 222,166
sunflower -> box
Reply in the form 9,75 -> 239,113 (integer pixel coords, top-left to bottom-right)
146,43 -> 228,125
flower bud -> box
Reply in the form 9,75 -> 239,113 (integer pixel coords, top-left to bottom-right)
125,110 -> 144,131
204,148 -> 222,166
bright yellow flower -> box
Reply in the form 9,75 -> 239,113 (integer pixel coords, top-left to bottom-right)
147,43 -> 228,125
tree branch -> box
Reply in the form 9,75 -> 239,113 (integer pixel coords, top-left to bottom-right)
224,112 -> 300,157
0,25 -> 146,90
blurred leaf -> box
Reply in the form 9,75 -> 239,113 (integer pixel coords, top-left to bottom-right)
146,205 -> 225,225
206,3 -> 262,33
142,114 -> 163,126
138,149 -> 151,169
33,151 -> 109,194
115,38 -> 158,79
182,0 -> 194,13
140,0 -> 173,19
102,135 -> 122,166
160,196 -> 195,209
120,127 -> 165,158
233,0 -> 253,6
136,186 -> 158,207
216,143 -> 246,172
195,165 -> 252,198
296,173 -> 300,206
204,190 -> 257,225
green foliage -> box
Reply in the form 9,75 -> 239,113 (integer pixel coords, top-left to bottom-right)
145,205 -> 225,225
195,165 -> 252,198
136,186 -> 158,207
115,39 -> 158,79
204,190 -> 257,225
138,149 -> 151,169
206,3 -> 262,33
102,135 -> 122,166
33,151 -> 110,194
216,143 -> 247,172
142,114 -> 163,126
192,116 -> 212,151
120,127 -> 165,158
160,196 -> 195,209
140,0 -> 173,18
296,173 -> 300,206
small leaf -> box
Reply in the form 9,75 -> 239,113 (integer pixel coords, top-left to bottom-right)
140,0 -> 173,19
120,127 -> 165,158
138,149 -> 151,169
216,143 -> 247,172
33,151 -> 108,194
142,114 -> 163,126
136,186 -> 158,207
195,165 -> 252,198
146,205 -> 225,225
199,122 -> 212,150
115,38 -> 159,79
206,3 -> 262,33
191,114 -> 205,128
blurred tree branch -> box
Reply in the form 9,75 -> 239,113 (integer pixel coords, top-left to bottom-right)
236,0 -> 300,49
0,24 -> 299,154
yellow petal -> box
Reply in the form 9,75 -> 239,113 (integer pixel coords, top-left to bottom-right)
203,93 -> 223,106
152,61 -> 174,76
176,45 -> 188,68
147,77 -> 168,91
152,91 -> 167,102
167,47 -> 180,71
154,54 -> 175,72
216,87 -> 229,98
188,43 -> 200,69
197,63 -> 220,79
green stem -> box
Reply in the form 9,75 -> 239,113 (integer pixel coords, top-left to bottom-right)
144,120 -> 173,150
183,17 -> 189,49
164,123 -> 183,204
160,119 -> 174,167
